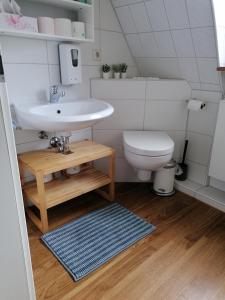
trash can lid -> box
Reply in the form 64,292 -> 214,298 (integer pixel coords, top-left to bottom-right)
163,160 -> 177,169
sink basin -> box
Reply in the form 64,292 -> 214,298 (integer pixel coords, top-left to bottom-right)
15,99 -> 114,132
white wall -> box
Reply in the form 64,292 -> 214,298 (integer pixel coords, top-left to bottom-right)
186,89 -> 221,185
92,79 -> 222,185
111,0 -> 222,93
0,0 -> 137,181
92,78 -> 191,181
0,83 -> 35,300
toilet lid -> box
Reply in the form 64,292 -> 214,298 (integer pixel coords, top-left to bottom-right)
123,131 -> 174,156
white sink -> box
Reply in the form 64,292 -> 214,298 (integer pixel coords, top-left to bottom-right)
15,99 -> 114,132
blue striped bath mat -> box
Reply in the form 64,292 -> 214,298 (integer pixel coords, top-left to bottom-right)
41,203 -> 156,281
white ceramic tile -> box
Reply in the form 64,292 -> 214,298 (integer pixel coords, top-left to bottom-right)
93,129 -> 124,158
164,0 -> 190,29
188,102 -> 218,136
139,33 -> 158,57
145,0 -> 169,31
189,82 -> 201,90
4,63 -> 50,104
167,130 -> 185,160
154,31 -> 176,57
115,6 -> 137,33
100,0 -> 122,32
175,179 -> 202,197
137,58 -> 182,78
192,27 -> 217,58
200,83 -> 222,92
101,30 -> 135,65
14,130 -> 40,145
195,186 -> 225,212
171,29 -> 195,57
197,58 -> 220,84
91,79 -> 146,99
144,101 -> 187,131
186,132 -> 213,166
130,2 -> 152,33
16,139 -> 50,154
80,29 -> 101,66
126,34 -> 144,57
69,128 -> 92,142
179,58 -> 200,82
47,41 -> 59,65
210,177 -> 225,193
95,157 -> 138,182
48,64 -> 61,86
112,0 -> 142,7
192,90 -> 222,103
56,66 -> 100,101
1,37 -> 48,64
146,80 -> 191,100
186,160 -> 208,185
127,66 -> 139,77
94,99 -> 145,130
186,0 -> 214,27
94,0 -> 100,29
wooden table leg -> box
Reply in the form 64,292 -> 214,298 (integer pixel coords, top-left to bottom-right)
108,150 -> 115,201
36,172 -> 48,233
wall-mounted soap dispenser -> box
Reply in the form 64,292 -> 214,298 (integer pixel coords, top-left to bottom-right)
59,44 -> 82,85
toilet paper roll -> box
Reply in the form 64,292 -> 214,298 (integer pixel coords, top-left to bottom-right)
187,99 -> 205,111
54,18 -> 72,37
38,17 -> 54,35
72,21 -> 85,39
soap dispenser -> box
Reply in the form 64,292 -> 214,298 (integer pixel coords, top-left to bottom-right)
59,44 -> 82,85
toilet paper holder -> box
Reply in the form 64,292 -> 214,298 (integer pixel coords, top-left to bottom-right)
186,99 -> 206,110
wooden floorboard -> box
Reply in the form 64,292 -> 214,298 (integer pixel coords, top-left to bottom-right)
28,183 -> 225,300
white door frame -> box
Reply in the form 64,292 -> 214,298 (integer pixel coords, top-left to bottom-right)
0,81 -> 36,300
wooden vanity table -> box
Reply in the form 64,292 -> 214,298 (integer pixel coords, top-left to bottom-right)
19,140 -> 115,233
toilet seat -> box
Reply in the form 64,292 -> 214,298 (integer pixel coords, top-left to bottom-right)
123,131 -> 174,157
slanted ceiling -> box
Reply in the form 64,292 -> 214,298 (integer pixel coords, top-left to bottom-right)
111,0 -> 221,92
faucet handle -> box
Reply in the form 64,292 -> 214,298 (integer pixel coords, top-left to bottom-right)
61,90 -> 66,97
50,85 -> 58,94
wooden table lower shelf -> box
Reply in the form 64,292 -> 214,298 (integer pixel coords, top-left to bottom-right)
19,140 -> 115,233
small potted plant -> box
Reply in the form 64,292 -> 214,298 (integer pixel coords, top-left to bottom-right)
120,63 -> 128,79
102,64 -> 111,79
112,64 -> 121,79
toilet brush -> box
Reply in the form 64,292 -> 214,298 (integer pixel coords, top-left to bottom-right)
175,139 -> 188,181
175,108 -> 189,181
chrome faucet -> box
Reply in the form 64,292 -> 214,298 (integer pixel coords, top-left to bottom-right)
50,85 -> 65,104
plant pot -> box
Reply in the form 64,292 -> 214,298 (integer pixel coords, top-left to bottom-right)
103,72 -> 110,79
114,72 -> 120,79
121,72 -> 127,79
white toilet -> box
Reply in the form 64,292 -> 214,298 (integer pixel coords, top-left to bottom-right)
123,131 -> 174,181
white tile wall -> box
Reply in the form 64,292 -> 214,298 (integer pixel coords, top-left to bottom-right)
130,3 -> 152,33
144,101 -> 187,131
186,132 -> 213,166
92,79 -> 191,181
92,79 -> 221,187
145,0 -> 169,31
185,89 -> 221,186
94,99 -> 145,130
111,0 -> 222,92
0,0 -> 137,183
164,0 -> 189,29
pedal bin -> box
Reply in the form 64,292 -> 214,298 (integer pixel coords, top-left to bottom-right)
153,160 -> 176,196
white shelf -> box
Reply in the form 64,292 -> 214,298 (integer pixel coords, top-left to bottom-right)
0,0 -> 94,42
0,29 -> 94,42
29,0 -> 92,11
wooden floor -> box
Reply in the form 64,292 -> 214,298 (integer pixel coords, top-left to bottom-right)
28,183 -> 225,300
